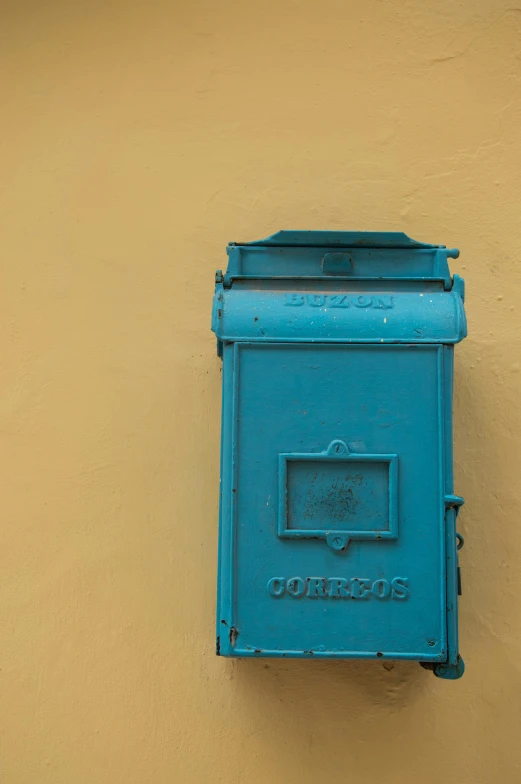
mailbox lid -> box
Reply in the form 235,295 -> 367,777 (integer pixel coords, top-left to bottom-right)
212,232 -> 466,345
214,284 -> 466,344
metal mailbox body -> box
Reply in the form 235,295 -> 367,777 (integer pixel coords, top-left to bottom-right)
211,231 -> 467,679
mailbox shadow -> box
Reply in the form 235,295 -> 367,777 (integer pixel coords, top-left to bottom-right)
231,655 -> 426,709
213,650 -> 448,784
216,655 -> 439,779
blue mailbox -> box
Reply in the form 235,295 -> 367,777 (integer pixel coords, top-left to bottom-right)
211,231 -> 467,679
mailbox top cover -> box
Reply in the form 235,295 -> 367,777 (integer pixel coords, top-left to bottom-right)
212,231 -> 466,345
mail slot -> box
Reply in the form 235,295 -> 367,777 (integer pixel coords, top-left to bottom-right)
211,231 -> 467,679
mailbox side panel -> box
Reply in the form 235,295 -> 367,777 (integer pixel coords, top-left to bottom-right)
217,342 -> 451,660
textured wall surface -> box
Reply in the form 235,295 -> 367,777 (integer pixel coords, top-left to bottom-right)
1,1 -> 521,781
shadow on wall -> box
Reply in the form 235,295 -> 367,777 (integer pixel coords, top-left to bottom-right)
231,655 -> 425,711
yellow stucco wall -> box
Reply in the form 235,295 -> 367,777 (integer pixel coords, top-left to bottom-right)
2,1 -> 521,781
